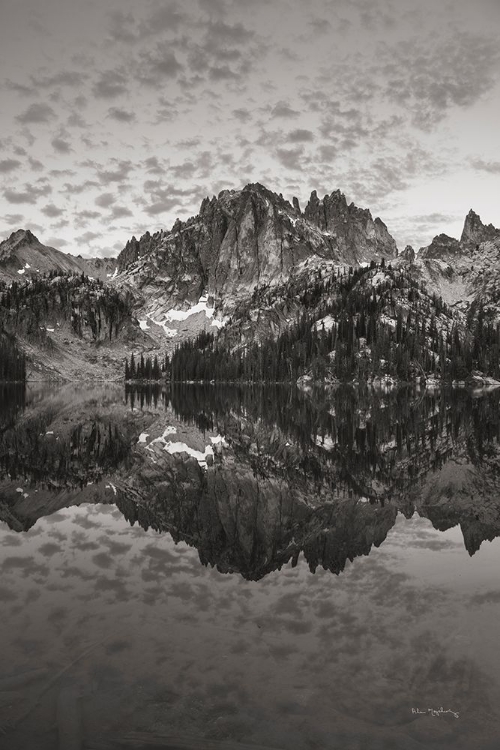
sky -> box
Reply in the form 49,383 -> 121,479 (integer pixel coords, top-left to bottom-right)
1,0 -> 500,258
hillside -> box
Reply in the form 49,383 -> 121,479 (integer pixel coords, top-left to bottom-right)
0,272 -> 154,380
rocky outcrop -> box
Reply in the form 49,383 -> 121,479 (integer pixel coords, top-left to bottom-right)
419,233 -> 461,260
303,189 -> 398,264
400,244 -> 415,262
460,209 -> 500,247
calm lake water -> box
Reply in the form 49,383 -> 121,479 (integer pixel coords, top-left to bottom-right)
1,383 -> 500,749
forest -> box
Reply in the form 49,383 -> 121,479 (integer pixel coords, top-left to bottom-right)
0,271 -> 134,342
165,263 -> 500,383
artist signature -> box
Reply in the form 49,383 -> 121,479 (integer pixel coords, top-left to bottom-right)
412,707 -> 460,719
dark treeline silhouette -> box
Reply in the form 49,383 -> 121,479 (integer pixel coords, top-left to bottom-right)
167,263 -> 500,383
125,352 -> 168,381
0,332 -> 26,381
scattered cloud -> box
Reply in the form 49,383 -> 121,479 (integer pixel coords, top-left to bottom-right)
4,183 -> 52,204
45,236 -> 69,247
269,102 -> 300,119
380,32 -> 500,130
92,69 -> 128,99
287,129 -> 314,143
107,107 -> 136,122
16,102 -> 55,123
0,159 -> 21,173
96,160 -> 134,185
275,146 -> 304,170
110,205 -> 133,219
95,192 -> 116,208
51,137 -> 72,154
41,203 -> 64,218
471,157 -> 500,174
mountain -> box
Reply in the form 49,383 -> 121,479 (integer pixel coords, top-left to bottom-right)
2,187 -> 500,383
114,183 -> 397,336
0,229 -> 117,282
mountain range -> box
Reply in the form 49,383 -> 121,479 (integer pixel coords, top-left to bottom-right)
1,182 -> 499,381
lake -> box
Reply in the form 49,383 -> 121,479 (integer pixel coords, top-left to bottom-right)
1,382 -> 500,749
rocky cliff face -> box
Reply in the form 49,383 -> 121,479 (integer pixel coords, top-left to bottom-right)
460,209 -> 500,247
116,183 -> 398,311
0,229 -> 116,282
303,189 -> 397,263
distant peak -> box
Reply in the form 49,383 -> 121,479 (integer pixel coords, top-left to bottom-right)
461,209 -> 499,245
3,228 -> 40,248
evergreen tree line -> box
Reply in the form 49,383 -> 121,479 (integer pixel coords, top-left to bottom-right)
125,352 -> 169,380
167,264 -> 500,383
0,272 -> 133,341
0,333 -> 26,381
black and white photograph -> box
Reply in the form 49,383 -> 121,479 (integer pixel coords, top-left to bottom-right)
1,0 -> 500,748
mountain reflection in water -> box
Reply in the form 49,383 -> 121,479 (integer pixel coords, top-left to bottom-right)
0,383 -> 500,749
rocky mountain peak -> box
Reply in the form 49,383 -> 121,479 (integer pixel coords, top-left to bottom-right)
400,245 -> 415,262
5,228 -> 39,248
419,233 -> 461,260
460,209 -> 499,246
303,188 -> 397,262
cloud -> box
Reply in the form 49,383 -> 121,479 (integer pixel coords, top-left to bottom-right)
232,108 -> 252,122
3,213 -> 25,225
29,157 -> 44,171
107,107 -> 136,123
45,236 -> 69,247
95,192 -> 116,208
97,160 -> 134,184
143,156 -> 164,174
287,129 -> 314,143
380,32 -> 500,130
0,159 -> 21,173
209,65 -> 240,81
51,137 -> 72,153
207,19 -> 254,45
4,183 -> 52,204
269,101 -> 300,119
16,102 -> 55,123
74,209 -> 102,227
139,3 -> 185,37
41,203 -> 64,218
31,70 -> 87,89
145,198 -> 183,216
275,146 -> 304,170
136,45 -> 183,86
76,231 -> 100,243
93,70 -> 128,99
63,180 -> 100,195
110,206 -> 133,219
471,157 -> 500,174
317,144 -> 337,163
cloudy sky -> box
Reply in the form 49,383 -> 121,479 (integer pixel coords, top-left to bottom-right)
1,0 -> 500,257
